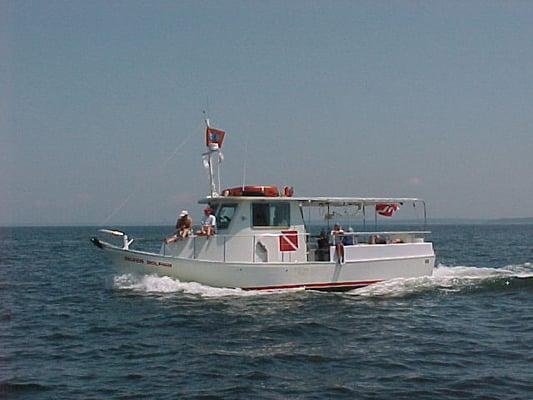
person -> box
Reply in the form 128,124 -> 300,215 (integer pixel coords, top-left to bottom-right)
165,210 -> 192,243
331,224 -> 345,264
343,227 -> 355,246
316,229 -> 330,261
197,207 -> 217,236
177,210 -> 192,238
375,235 -> 387,244
368,234 -> 386,244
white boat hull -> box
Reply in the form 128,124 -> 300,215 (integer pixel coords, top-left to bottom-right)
97,240 -> 435,291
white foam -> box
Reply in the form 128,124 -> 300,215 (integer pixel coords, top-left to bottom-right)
113,263 -> 532,299
113,274 -> 299,298
348,263 -> 533,297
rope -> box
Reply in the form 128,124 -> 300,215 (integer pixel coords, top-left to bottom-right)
100,122 -> 203,226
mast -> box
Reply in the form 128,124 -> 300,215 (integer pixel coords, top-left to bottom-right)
203,119 -> 225,197
206,119 -> 215,196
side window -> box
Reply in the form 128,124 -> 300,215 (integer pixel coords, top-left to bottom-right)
272,203 -> 290,226
252,203 -> 269,226
217,204 -> 238,230
252,203 -> 290,227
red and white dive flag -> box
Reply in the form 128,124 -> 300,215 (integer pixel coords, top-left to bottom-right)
206,127 -> 225,148
279,230 -> 299,252
375,203 -> 399,217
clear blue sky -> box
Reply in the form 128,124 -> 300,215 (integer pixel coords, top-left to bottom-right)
2,1 -> 532,225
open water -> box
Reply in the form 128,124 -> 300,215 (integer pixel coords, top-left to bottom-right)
1,225 -> 532,399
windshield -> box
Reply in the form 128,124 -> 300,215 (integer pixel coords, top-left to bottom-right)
216,203 -> 238,230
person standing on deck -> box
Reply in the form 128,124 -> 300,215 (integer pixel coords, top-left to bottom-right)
317,229 -> 330,261
331,224 -> 345,264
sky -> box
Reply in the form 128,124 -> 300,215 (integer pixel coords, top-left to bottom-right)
2,1 -> 533,226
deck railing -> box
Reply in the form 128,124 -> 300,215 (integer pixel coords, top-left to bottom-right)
329,230 -> 431,244
162,230 -> 431,263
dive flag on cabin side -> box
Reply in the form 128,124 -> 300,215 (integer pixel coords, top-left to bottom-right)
279,230 -> 299,252
206,127 -> 225,148
375,203 -> 399,217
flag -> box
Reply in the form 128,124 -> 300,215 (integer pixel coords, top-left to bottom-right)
375,203 -> 399,217
279,230 -> 299,252
206,127 -> 225,147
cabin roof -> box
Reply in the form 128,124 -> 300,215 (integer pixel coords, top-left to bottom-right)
200,196 -> 424,206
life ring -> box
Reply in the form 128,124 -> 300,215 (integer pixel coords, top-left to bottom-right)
222,185 -> 279,197
283,186 -> 294,197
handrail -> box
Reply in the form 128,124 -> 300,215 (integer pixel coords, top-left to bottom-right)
186,232 -> 311,239
162,230 -> 431,263
184,230 -> 429,240
331,230 -> 431,236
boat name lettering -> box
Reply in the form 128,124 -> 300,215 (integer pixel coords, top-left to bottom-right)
146,259 -> 172,268
158,261 -> 172,268
124,256 -> 171,268
124,256 -> 144,264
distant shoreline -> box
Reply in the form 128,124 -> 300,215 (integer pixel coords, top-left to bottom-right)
2,217 -> 533,228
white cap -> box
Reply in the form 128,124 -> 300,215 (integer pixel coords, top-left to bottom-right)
179,210 -> 189,217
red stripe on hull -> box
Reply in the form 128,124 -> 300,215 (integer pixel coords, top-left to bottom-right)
243,280 -> 382,291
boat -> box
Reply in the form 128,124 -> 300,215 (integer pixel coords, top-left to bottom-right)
92,120 -> 435,291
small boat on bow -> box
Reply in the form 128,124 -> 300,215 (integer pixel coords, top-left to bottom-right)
92,121 -> 435,291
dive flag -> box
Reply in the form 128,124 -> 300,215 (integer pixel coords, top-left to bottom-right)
206,127 -> 225,147
375,203 -> 399,217
279,230 -> 299,252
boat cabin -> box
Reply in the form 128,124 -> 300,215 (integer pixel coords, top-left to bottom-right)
161,191 -> 429,265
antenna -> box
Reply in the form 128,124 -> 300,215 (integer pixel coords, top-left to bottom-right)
202,109 -> 210,128
203,96 -> 211,121
242,134 -> 249,189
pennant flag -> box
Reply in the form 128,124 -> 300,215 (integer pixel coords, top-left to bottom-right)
375,203 -> 399,217
206,127 -> 225,147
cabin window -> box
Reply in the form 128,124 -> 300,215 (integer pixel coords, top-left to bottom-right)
252,202 -> 290,227
216,203 -> 238,230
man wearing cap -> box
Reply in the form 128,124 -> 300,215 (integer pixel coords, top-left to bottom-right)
165,210 -> 192,243
177,210 -> 193,238
199,207 -> 216,236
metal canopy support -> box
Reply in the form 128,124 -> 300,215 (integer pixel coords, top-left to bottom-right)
423,200 -> 427,230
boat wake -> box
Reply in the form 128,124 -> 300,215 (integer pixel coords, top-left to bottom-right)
112,263 -> 532,299
112,274 -> 301,298
348,262 -> 533,297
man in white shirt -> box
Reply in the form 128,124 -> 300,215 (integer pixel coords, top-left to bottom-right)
199,207 -> 216,236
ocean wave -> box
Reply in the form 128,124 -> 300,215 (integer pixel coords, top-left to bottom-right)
0,382 -> 52,394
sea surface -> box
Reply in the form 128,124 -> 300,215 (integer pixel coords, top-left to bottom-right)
1,225 -> 532,399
